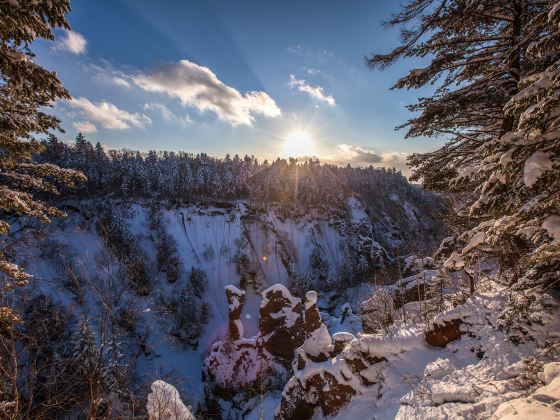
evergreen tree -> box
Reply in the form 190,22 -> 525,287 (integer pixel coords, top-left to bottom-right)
368,0 -> 551,190
175,282 -> 200,345
0,2 -> 85,414
0,0 -> 85,321
484,2 -> 560,288
370,1 -> 559,289
189,266 -> 208,297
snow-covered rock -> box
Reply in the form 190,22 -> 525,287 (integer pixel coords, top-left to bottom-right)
259,284 -> 305,360
147,380 -> 195,420
225,285 -> 246,340
493,362 -> 560,419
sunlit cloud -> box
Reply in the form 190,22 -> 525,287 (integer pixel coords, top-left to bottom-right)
111,76 -> 131,88
68,97 -> 151,130
142,102 -> 192,126
306,68 -> 321,76
325,144 -> 410,175
338,144 -> 382,163
143,102 -> 174,121
73,120 -> 97,134
55,30 -> 87,54
132,60 -> 281,126
288,74 -> 335,106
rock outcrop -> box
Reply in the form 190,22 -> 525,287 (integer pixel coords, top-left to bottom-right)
203,284 -> 307,414
277,292 -> 358,418
425,319 -> 463,348
259,284 -> 306,360
225,285 -> 245,340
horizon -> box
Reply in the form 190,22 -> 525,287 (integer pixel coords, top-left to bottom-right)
33,0 -> 446,176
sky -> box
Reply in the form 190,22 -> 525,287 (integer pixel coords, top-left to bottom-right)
33,0 -> 443,174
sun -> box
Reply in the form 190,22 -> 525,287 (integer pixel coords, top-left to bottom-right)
281,130 -> 317,158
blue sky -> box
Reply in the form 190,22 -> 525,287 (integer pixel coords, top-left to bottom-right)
34,0 -> 443,173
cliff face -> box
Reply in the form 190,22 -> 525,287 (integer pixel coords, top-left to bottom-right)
9,194 -> 445,413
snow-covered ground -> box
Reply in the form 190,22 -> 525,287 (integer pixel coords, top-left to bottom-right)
265,280 -> 560,420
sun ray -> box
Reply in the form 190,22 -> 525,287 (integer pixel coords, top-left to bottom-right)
281,130 -> 316,158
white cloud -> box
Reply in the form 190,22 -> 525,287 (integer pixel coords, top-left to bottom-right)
178,115 -> 193,126
142,102 -> 193,126
112,76 -> 131,88
306,68 -> 321,76
286,44 -> 303,54
73,120 -> 97,134
318,49 -> 336,61
68,97 -> 151,130
143,102 -> 175,121
56,30 -> 87,54
133,60 -> 281,126
288,74 -> 335,106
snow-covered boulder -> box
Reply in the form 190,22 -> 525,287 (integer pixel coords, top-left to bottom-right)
204,336 -> 278,400
332,332 -> 356,355
277,368 -> 357,418
403,255 -> 435,277
434,236 -> 455,262
492,362 -> 560,419
303,291 -> 321,334
147,380 -> 194,420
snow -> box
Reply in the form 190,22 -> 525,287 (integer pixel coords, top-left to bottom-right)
493,216 -> 518,229
260,284 -> 300,308
432,303 -> 475,325
403,202 -> 419,224
499,148 -> 516,167
348,196 -> 368,221
542,215 -> 560,245
7,198 -> 464,417
444,251 -> 465,269
462,231 -> 486,253
305,291 -> 317,309
493,362 -> 560,419
332,332 -> 356,342
335,287 -> 560,420
147,380 -> 195,420
225,285 -> 245,312
205,338 -> 276,390
458,166 -> 477,179
523,151 -> 553,187
225,285 -> 244,296
245,392 -> 283,420
301,323 -> 332,357
234,319 -> 244,337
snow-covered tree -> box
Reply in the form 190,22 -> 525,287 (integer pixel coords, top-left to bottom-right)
0,2 -> 85,414
369,0 -> 551,188
189,267 -> 208,297
174,273 -> 209,347
361,287 -> 395,334
370,1 -> 559,290
0,0 -> 85,321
